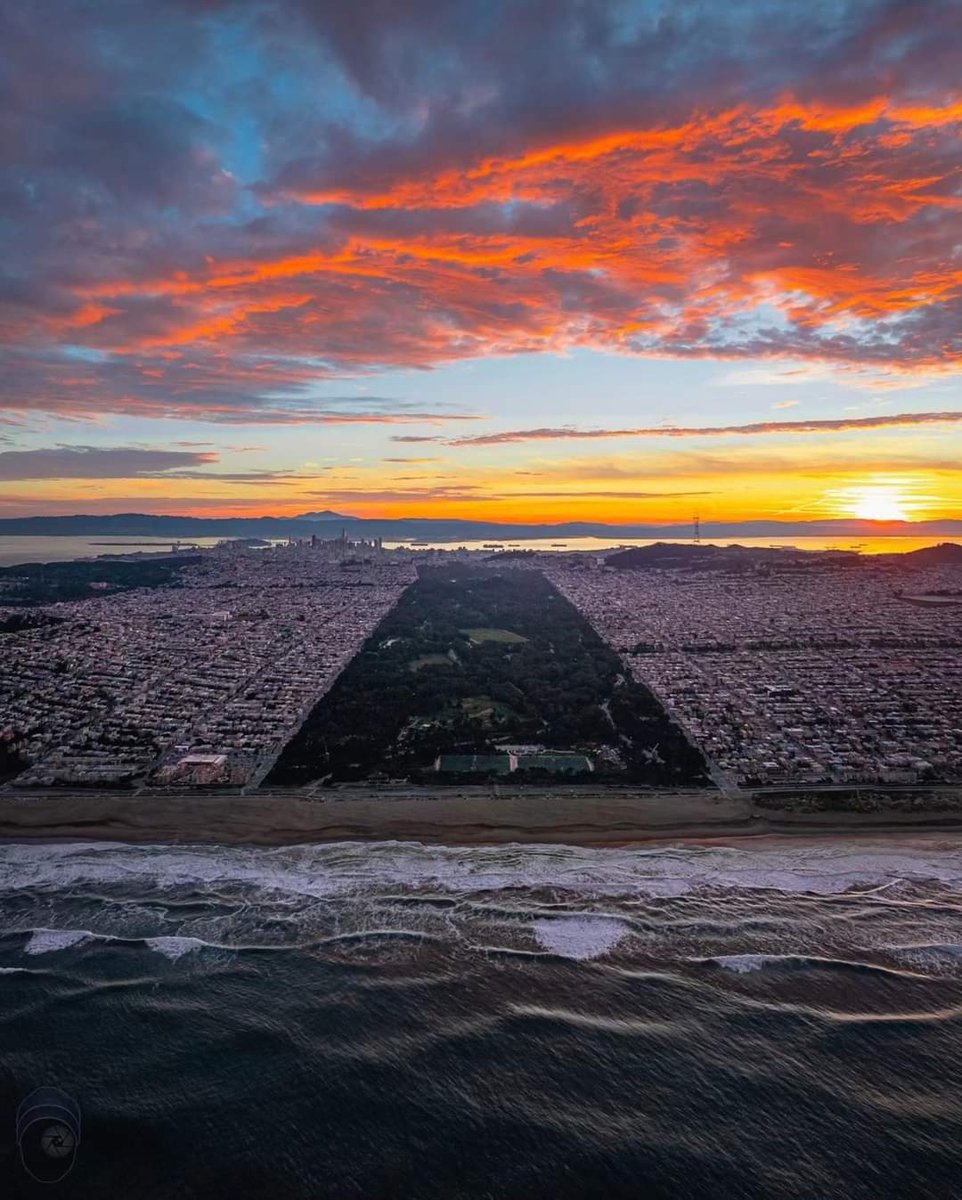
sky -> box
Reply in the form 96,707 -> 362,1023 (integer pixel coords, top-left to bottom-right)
0,0 -> 960,526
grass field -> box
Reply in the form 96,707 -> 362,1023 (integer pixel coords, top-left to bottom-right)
460,695 -> 518,725
460,626 -> 528,644
409,654 -> 453,670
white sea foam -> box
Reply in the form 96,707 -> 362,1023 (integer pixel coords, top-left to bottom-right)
2,838 -> 962,905
886,943 -> 962,972
144,935 -> 205,961
888,943 -> 962,958
532,916 -> 628,960
24,928 -> 93,955
14,926 -> 211,962
699,953 -> 790,973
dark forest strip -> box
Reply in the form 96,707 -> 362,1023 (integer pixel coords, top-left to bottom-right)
267,566 -> 708,786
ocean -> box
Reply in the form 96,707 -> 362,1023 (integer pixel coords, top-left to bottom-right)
1,837 -> 961,1199
0,537 -> 231,568
384,535 -> 956,556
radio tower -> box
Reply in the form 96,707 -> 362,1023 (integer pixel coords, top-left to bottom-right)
693,513 -> 701,543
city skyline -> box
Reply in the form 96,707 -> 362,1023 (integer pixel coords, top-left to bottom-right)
1,1 -> 960,524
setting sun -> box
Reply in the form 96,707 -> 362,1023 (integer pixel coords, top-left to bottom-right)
849,485 -> 913,522
821,477 -> 943,523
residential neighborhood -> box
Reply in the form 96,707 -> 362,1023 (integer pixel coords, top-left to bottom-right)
0,542 -> 414,787
550,555 -> 962,787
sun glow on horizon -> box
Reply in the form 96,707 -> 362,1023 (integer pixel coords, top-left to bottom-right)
850,485 -> 912,522
823,478 -> 942,523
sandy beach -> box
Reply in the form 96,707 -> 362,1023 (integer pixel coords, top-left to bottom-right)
3,787 -> 962,847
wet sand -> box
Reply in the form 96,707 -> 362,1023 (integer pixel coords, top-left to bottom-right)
3,788 -> 962,847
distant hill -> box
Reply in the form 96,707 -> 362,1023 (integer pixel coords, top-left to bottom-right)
0,513 -> 960,542
895,542 -> 962,565
603,542 -> 860,570
295,510 -> 354,521
607,540 -> 962,571
606,543 -> 726,569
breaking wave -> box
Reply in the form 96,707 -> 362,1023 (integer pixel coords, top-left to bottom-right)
24,928 -> 95,955
690,953 -> 935,980
3,837 -> 962,901
4,838 -> 962,981
531,916 -> 630,960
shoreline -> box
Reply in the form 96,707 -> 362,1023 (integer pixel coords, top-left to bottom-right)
3,789 -> 962,849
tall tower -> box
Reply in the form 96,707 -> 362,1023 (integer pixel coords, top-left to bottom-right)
693,513 -> 701,543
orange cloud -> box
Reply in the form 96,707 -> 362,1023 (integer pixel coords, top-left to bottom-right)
43,95 -> 961,374
5,88 -> 961,426
447,411 -> 962,446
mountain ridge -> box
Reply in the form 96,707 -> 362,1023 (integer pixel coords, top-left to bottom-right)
1,513 -> 960,540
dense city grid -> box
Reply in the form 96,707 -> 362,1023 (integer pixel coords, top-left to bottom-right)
2,543 -> 961,790
549,558 -> 962,787
0,544 -> 413,786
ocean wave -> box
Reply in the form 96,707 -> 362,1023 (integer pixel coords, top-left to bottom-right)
885,943 -> 962,974
143,935 -> 205,961
3,838 -> 962,903
887,941 -> 962,957
531,916 -> 629,960
693,953 -> 788,973
506,1004 -> 677,1035
313,928 -> 439,947
24,928 -> 95,955
691,952 -> 938,981
14,926 -> 220,962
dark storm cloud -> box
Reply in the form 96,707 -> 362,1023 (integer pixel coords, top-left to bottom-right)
266,0 -> 962,194
0,445 -> 218,480
0,344 -> 479,425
